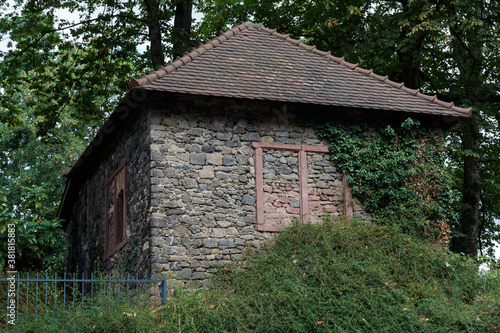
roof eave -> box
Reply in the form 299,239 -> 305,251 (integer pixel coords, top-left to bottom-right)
129,22 -> 472,119
57,89 -> 146,224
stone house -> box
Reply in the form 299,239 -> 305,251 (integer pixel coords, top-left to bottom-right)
58,22 -> 471,286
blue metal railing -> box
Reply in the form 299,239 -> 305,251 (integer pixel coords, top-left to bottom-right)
1,272 -> 167,331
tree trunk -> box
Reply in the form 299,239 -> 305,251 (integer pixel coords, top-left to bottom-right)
172,0 -> 193,59
451,3 -> 486,257
455,116 -> 481,256
144,0 -> 164,70
400,62 -> 420,90
395,2 -> 423,90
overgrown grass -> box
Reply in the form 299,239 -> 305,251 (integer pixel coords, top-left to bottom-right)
9,295 -> 163,332
11,217 -> 500,332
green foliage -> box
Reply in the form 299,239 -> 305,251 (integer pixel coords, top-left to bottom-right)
9,218 -> 66,272
12,219 -> 500,332
0,122 -> 85,218
0,199 -> 66,272
312,118 -> 457,239
121,248 -> 138,273
0,100 -> 82,272
10,293 -> 162,333
159,219 -> 500,331
0,2 -> 144,272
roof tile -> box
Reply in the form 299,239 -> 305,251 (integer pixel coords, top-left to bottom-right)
129,22 -> 471,117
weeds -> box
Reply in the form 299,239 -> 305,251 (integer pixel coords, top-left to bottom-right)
8,217 -> 500,332
12,296 -> 162,333
160,217 -> 500,332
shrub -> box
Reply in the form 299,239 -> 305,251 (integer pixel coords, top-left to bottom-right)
10,218 -> 500,332
160,217 -> 499,332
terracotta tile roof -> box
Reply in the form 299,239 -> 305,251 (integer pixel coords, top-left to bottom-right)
130,22 -> 471,118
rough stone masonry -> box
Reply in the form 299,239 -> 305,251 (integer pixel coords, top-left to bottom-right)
145,96 -> 368,287
65,94 -> 370,288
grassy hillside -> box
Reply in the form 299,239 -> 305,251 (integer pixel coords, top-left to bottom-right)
15,218 -> 500,332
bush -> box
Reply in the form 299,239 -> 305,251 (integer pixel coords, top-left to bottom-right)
10,218 -> 500,332
160,218 -> 499,332
10,294 -> 163,333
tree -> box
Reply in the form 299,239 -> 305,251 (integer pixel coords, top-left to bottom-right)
1,0 -> 498,258
196,0 -> 500,256
0,3 -> 143,270
422,0 -> 500,256
173,0 -> 194,58
0,0 -> 198,270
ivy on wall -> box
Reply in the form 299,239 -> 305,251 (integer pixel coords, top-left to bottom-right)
312,118 -> 457,241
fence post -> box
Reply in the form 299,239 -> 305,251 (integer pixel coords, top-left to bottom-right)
160,276 -> 167,305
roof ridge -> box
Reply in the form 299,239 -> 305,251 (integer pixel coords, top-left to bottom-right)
129,23 -> 248,89
255,24 -> 471,116
129,21 -> 472,117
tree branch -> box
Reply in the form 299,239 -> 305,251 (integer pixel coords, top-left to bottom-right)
480,157 -> 500,163
381,0 -> 407,5
27,13 -> 147,49
4,12 -> 147,70
120,32 -> 149,38
55,14 -> 147,33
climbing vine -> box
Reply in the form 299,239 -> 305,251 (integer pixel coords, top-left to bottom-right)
312,118 -> 457,241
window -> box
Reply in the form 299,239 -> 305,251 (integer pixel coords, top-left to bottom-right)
252,142 -> 352,231
104,162 -> 127,259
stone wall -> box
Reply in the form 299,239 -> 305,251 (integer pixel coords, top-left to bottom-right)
65,94 -> 373,283
146,96 -> 355,287
262,149 -> 301,225
306,152 -> 344,222
65,108 -> 151,276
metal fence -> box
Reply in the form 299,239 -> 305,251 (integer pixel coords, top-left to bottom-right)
1,272 -> 167,331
